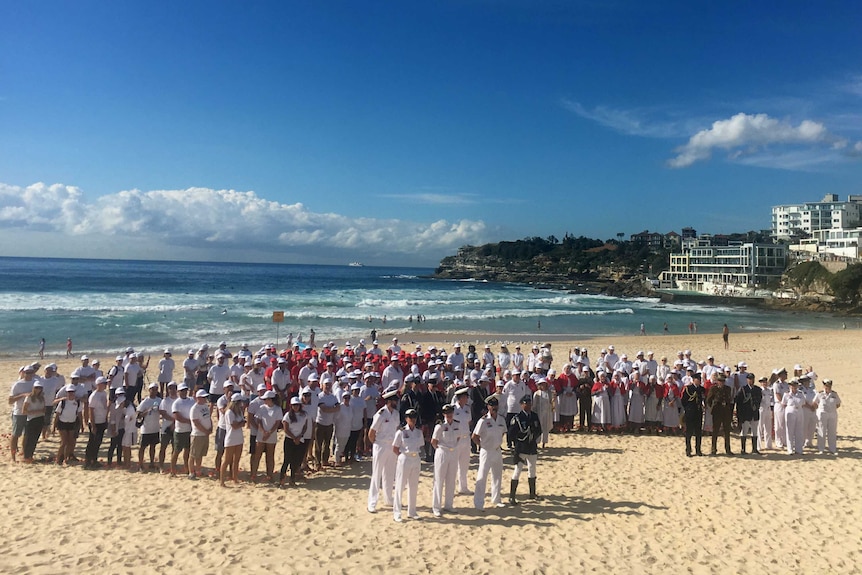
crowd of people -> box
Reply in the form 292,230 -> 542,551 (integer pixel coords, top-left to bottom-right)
8,337 -> 842,519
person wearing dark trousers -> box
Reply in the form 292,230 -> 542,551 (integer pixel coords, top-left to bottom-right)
706,373 -> 734,455
681,373 -> 705,457
735,373 -> 762,455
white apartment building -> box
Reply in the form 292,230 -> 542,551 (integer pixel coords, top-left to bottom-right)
661,240 -> 787,289
772,194 -> 862,241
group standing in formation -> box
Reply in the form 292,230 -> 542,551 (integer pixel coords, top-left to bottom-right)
9,337 -> 842,521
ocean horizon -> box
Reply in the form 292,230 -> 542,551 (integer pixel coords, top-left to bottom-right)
0,255 -> 844,359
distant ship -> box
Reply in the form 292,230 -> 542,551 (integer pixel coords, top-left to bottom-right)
348,261 -> 364,267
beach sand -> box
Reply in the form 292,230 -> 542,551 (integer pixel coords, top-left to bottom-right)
1,329 -> 860,574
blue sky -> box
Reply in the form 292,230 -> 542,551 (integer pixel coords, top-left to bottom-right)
2,1 -> 861,266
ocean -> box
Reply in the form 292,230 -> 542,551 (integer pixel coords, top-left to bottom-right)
0,256 -> 841,359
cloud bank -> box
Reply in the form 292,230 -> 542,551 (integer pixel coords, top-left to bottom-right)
667,113 -> 835,168
0,183 -> 489,264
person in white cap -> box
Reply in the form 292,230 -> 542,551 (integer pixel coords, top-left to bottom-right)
367,390 -> 401,513
214,380 -> 237,474
21,380 -> 46,463
189,389 -> 213,479
757,376 -> 774,451
446,344 -> 465,371
392,408 -> 424,522
451,387 -> 473,495
781,379 -> 808,455
253,387 -> 282,479
39,364 -> 64,439
345,383 -> 365,462
280,396 -> 308,486
812,379 -> 841,454
182,350 -> 198,389
220,393 -> 247,486
770,368 -> 789,450
137,383 -> 162,471
207,353 -> 231,407
157,382 -> 178,472
332,392 -> 354,466
472,395 -> 508,510
533,378 -> 553,448
106,388 -> 125,466
120,389 -> 138,469
157,349 -> 175,397
169,384 -> 195,476
53,383 -> 81,465
431,403 -> 461,517
84,376 -> 109,468
502,371 -> 529,447
8,364 -> 35,462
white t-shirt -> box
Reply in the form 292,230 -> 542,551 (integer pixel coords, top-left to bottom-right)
137,397 -> 162,434
88,390 -> 109,425
124,363 -> 142,387
208,364 -> 231,395
224,409 -> 245,448
247,397 -> 263,436
256,404 -> 283,444
190,402 -> 213,437
282,410 -> 308,440
158,357 -> 175,383
9,379 -> 33,416
217,395 -> 230,430
316,392 -> 339,426
40,375 -> 64,403
107,364 -> 125,390
172,397 -> 195,433
159,395 -> 176,432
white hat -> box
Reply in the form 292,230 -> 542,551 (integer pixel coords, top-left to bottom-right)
80,355 -> 89,360
177,383 -> 189,391
290,396 -> 302,405
308,373 -> 319,382
738,362 -> 747,368
359,339 -> 366,344
195,389 -> 208,398
167,381 -> 178,388
608,345 -> 614,351
230,392 -> 243,402
64,384 -> 76,392
95,376 -> 107,386
350,383 -> 362,391
257,383 -> 268,392
148,382 -> 159,390
794,364 -> 803,371
262,390 -> 277,400
164,349 -> 172,354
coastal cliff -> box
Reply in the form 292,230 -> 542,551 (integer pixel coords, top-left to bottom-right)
433,241 -> 862,315
432,237 -> 658,297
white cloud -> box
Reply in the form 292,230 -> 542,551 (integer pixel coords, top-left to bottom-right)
560,98 -> 689,138
379,192 -> 479,205
0,182 -> 489,264
667,113 -> 837,168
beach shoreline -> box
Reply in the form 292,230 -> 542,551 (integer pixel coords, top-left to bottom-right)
2,328 -> 861,574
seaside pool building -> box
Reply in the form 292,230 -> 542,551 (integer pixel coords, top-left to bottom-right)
660,237 -> 788,293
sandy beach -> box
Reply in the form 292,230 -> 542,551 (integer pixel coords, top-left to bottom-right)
2,329 -> 860,574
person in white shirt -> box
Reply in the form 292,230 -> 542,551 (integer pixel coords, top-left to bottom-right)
120,393 -> 138,468
315,379 -> 340,468
367,390 -> 401,513
213,380 -> 236,475
169,384 -> 195,476
189,389 -> 213,480
157,382 -> 177,472
137,383 -> 162,471
220,393 -> 247,487
9,365 -> 35,462
502,372 -> 529,445
84,377 -> 109,468
451,387 -> 473,495
812,379 -> 841,454
157,350 -> 175,397
182,350 -> 198,389
280,396 -> 308,487
332,393 -> 354,466
123,355 -> 141,401
392,408 -> 424,522
207,354 -> 231,405
472,395 -> 508,510
251,391 -> 282,482
346,383 -> 365,462
389,337 -> 402,356
431,404 -> 461,517
497,345 -> 512,372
